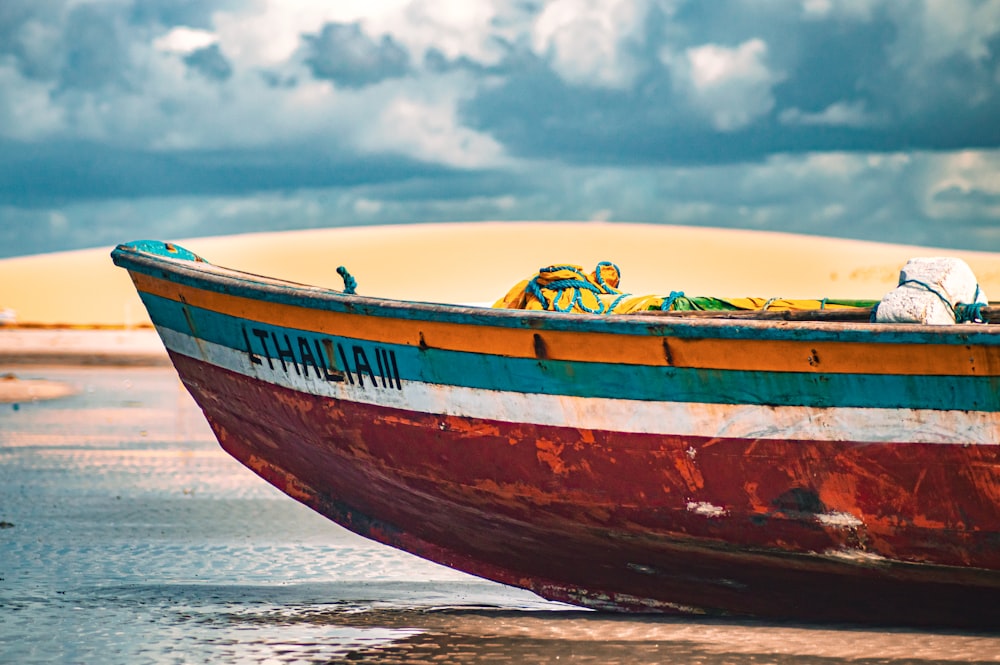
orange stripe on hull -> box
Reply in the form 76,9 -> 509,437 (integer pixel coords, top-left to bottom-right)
131,271 -> 1000,376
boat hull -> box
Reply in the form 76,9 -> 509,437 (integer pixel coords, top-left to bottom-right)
112,241 -> 1000,628
172,351 -> 1000,628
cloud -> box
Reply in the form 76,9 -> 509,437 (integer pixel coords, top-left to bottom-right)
873,1 -> 1000,119
888,0 -> 1000,65
933,185 -> 1000,210
924,150 -> 1000,222
351,73 -> 509,168
302,22 -> 410,88
779,100 -> 883,128
129,0 -> 242,31
532,0 -> 650,89
154,27 -> 218,54
801,0 -> 878,21
1,3 -> 65,81
378,0 -> 518,66
6,147 -> 1000,260
1,0 -> 999,260
664,38 -> 784,131
183,44 -> 233,81
59,3 -> 131,91
0,137 -> 461,207
4,1 -> 999,162
0,63 -> 64,139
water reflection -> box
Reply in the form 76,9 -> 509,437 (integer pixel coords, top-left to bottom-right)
13,582 -> 1000,664
2,366 -> 998,664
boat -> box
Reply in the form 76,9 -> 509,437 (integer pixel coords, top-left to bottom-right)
111,239 -> 1000,628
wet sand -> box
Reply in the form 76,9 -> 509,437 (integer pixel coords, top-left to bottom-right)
0,328 -> 168,368
2,364 -> 999,664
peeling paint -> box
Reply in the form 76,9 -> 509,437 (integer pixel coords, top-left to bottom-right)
535,438 -> 568,475
558,587 -> 707,615
822,548 -> 889,565
687,501 -> 727,517
817,511 -> 864,528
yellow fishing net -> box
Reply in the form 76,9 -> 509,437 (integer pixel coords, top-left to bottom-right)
493,262 -> 875,314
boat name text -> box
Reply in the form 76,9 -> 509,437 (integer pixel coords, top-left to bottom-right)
241,326 -> 402,390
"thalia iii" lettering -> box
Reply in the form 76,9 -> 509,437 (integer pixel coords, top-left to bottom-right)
241,326 -> 402,390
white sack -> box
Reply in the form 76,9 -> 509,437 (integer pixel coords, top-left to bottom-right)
875,257 -> 987,325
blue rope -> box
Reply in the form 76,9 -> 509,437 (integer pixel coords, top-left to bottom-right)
569,289 -> 605,314
606,292 -> 630,312
660,291 -> 685,311
593,261 -> 623,293
526,277 -> 551,309
897,279 -> 953,315
893,279 -> 987,324
546,278 -> 603,294
957,285 -> 989,323
540,265 -> 587,278
336,266 -> 357,295
955,302 -> 987,324
528,264 -> 627,315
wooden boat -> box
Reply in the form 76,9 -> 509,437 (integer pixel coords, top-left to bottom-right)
112,239 -> 1000,628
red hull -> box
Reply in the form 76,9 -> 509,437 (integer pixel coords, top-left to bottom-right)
173,351 -> 1000,627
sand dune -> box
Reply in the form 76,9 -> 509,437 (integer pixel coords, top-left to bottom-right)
3,221 -> 1000,327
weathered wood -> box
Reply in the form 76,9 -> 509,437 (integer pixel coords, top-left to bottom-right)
630,307 -> 873,321
630,305 -> 1000,323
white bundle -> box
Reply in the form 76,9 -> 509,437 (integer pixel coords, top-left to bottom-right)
875,257 -> 987,325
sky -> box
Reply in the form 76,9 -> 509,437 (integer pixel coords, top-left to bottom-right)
1,0 -> 999,258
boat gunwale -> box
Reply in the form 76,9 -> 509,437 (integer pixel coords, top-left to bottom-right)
111,242 -> 1000,346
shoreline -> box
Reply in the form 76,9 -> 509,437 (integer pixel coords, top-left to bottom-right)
0,328 -> 169,367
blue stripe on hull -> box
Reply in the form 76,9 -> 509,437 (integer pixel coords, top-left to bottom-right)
139,292 -> 1000,412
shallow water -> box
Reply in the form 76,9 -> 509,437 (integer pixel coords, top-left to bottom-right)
2,366 -> 999,664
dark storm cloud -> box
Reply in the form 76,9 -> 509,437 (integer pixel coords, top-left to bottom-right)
128,0 -> 243,30
770,20 -> 894,115
933,186 -> 1000,209
1,0 -> 238,88
0,168 -> 531,259
0,140 -> 458,207
0,0 -> 67,80
302,22 -> 411,88
356,169 -> 529,203
0,0 -> 63,44
59,3 -> 131,91
184,44 -> 233,81
460,1 -> 1000,165
1,0 -> 998,261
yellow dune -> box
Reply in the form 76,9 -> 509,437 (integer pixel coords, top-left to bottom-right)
3,221 -> 1000,327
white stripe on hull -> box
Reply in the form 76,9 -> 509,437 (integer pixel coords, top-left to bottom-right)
158,326 -> 999,446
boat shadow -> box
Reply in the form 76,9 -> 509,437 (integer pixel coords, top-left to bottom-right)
99,581 -> 1000,664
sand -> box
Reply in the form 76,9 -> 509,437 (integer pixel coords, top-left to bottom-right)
0,328 -> 169,366
4,220 -> 1000,328
0,372 -> 77,403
